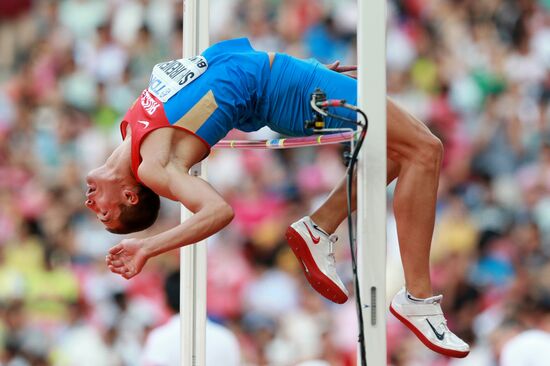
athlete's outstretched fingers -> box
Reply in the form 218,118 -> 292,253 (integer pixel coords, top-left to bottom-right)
109,259 -> 125,267
105,255 -> 115,266
108,265 -> 119,273
325,60 -> 340,70
109,244 -> 124,255
324,60 -> 357,76
106,254 -> 116,264
109,265 -> 128,275
334,65 -> 357,73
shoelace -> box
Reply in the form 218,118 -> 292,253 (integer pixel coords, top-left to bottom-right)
327,234 -> 338,265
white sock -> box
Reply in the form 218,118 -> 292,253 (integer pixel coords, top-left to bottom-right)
308,217 -> 330,236
406,289 -> 435,303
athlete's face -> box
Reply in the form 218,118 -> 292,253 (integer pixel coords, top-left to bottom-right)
84,169 -> 124,230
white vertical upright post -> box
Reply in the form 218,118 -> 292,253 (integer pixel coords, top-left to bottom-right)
357,0 -> 387,365
180,1 -> 209,366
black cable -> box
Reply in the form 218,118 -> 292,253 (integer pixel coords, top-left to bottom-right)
312,101 -> 369,366
325,111 -> 358,125
345,109 -> 368,366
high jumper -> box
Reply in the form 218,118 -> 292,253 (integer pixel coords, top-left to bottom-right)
85,38 -> 469,358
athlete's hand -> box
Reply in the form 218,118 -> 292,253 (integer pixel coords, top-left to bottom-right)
106,238 -> 149,280
325,60 -> 357,78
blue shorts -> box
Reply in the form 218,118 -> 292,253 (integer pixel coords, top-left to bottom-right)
259,53 -> 358,136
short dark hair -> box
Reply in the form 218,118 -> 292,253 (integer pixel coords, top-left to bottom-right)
164,271 -> 180,313
108,184 -> 160,234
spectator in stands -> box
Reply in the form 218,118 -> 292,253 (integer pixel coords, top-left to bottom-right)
142,271 -> 240,366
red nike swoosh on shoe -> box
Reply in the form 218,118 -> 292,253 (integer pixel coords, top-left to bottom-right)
303,222 -> 321,244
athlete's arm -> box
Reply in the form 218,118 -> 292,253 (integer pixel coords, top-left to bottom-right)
143,160 -> 234,252
106,160 -> 234,279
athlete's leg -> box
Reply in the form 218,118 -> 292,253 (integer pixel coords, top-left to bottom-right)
309,98 -> 441,298
285,157 -> 400,304
310,159 -> 401,234
385,98 -> 442,298
284,69 -> 468,357
385,100 -> 468,358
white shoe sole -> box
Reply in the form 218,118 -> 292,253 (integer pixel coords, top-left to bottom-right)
389,304 -> 469,358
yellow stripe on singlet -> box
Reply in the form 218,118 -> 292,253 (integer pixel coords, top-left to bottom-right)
174,90 -> 219,132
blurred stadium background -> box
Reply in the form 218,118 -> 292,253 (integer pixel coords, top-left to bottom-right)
1,0 -> 550,365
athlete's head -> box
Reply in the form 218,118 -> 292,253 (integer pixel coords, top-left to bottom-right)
85,165 -> 160,234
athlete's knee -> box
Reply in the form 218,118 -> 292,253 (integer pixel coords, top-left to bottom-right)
415,132 -> 443,171
388,99 -> 442,169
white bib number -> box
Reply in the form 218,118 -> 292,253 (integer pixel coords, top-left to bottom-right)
148,56 -> 208,102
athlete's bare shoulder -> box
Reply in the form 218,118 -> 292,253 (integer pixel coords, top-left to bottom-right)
137,128 -> 209,184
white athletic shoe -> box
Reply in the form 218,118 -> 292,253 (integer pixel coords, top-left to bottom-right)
390,287 -> 470,358
285,216 -> 349,304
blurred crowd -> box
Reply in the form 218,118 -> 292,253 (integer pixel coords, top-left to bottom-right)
1,0 -> 550,365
